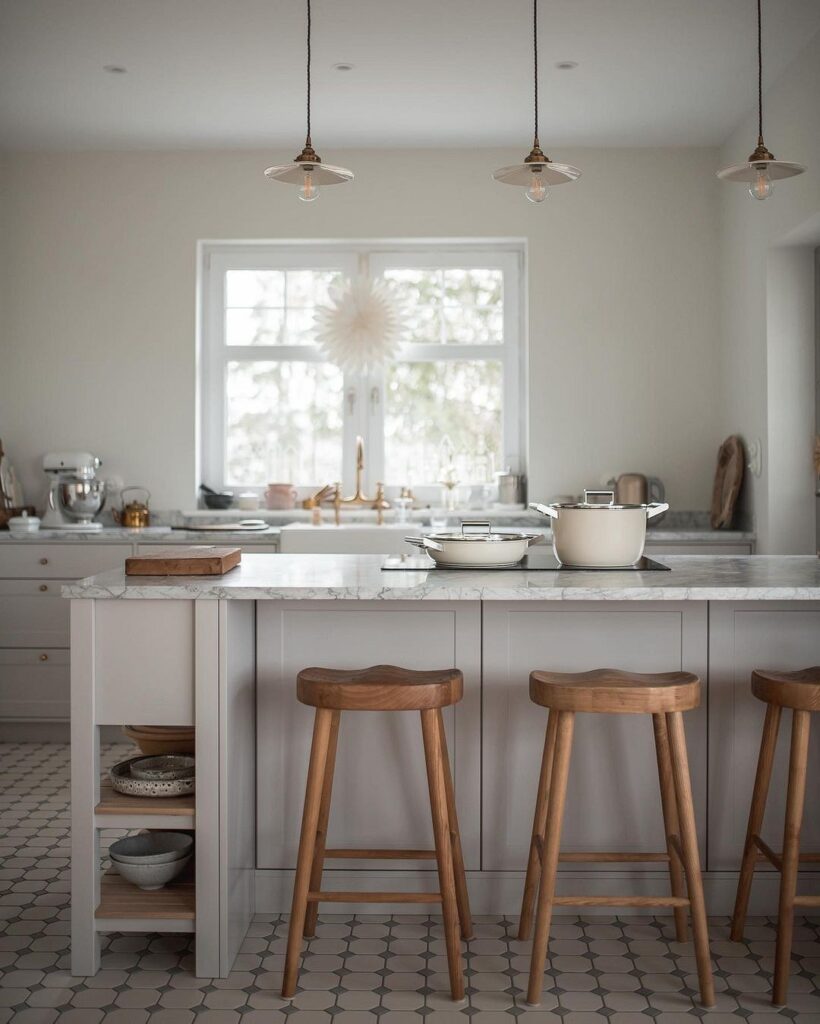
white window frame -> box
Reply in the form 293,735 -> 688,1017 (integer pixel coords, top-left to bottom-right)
198,240 -> 526,500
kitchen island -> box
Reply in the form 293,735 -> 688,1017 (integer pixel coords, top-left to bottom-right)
65,554 -> 820,978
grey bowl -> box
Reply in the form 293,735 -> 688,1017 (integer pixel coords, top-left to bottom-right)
108,832 -> 193,865
112,853 -> 192,891
129,755 -> 195,782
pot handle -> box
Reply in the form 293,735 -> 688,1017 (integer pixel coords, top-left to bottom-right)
528,502 -> 559,520
461,520 -> 491,535
405,535 -> 444,552
525,533 -> 545,547
583,489 -> 615,506
646,502 -> 670,520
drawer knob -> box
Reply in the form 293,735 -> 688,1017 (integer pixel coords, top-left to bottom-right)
39,653 -> 49,662
39,558 -> 49,566
39,584 -> 48,592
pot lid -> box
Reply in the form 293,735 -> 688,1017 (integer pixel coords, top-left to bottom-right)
550,488 -> 652,510
423,530 -> 539,544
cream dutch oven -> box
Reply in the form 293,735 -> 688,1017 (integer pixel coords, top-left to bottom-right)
405,521 -> 543,568
530,489 -> 669,568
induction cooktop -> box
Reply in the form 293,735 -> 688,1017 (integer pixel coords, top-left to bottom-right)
381,551 -> 671,572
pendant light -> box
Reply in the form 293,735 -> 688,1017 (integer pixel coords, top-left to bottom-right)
493,0 -> 580,202
264,0 -> 353,201
717,0 -> 805,200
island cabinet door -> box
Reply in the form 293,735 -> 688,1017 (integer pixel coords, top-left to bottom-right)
256,600 -> 481,870
482,601 -> 708,871
708,602 -> 820,872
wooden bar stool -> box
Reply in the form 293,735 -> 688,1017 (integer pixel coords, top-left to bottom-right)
519,668 -> 714,1008
730,666 -> 820,1005
281,664 -> 472,1000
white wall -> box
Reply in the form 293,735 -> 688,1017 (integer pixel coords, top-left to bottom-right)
718,30 -> 820,553
0,146 -> 722,511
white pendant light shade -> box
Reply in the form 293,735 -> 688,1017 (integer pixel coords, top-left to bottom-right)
264,0 -> 353,200
493,0 -> 580,201
717,0 -> 805,199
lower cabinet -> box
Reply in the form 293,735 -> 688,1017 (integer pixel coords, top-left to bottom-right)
0,649 -> 70,719
255,600 -> 481,871
481,601 -> 708,871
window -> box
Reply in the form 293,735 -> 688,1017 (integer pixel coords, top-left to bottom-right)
200,242 -> 524,498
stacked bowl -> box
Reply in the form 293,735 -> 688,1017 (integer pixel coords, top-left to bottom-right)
108,831 -> 193,891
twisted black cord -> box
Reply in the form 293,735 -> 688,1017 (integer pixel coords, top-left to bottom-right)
306,0 -> 312,144
757,0 -> 763,139
533,0 -> 539,145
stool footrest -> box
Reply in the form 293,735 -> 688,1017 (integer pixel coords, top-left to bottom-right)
558,851 -> 672,863
308,890 -> 443,904
753,835 -> 820,872
324,848 -> 437,860
554,895 -> 690,907
793,895 -> 820,907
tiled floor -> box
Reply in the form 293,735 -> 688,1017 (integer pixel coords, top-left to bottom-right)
1,743 -> 819,1023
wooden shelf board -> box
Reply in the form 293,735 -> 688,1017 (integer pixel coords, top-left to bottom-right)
96,778 -> 195,819
96,867 -> 195,921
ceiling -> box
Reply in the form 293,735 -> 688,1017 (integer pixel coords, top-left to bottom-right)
1,0 -> 819,152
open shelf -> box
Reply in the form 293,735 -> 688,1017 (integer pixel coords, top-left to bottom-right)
95,777 -> 195,828
95,865 -> 195,931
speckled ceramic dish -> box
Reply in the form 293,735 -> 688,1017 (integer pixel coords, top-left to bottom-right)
112,854 -> 192,891
108,831 -> 193,865
128,755 -> 195,782
110,756 -> 195,798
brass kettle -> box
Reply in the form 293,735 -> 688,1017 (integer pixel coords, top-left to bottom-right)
112,486 -> 151,528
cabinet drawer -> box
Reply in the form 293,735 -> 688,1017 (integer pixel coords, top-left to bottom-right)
0,544 -> 132,580
0,581 -> 69,647
0,649 -> 69,720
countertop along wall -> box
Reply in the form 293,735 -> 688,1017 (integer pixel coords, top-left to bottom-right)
0,146 -> 722,511
718,28 -> 820,554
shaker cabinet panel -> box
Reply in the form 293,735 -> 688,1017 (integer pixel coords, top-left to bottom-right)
0,649 -> 70,719
0,580 -> 70,647
0,544 -> 131,580
708,603 -> 820,870
256,601 -> 481,871
481,602 -> 708,871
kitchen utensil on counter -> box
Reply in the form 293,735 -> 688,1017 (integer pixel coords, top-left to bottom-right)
171,520 -> 270,533
200,484 -> 234,509
405,520 -> 543,568
112,486 -> 151,528
265,483 -> 298,509
125,546 -> 241,576
495,470 -> 527,505
109,756 -> 195,798
609,473 -> 665,506
7,511 -> 40,537
109,832 -> 193,865
711,435 -> 745,528
530,489 -> 669,568
128,754 -> 195,782
42,451 -> 106,529
122,725 -> 195,755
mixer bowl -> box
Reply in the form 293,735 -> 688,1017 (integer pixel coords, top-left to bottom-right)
59,479 -> 106,523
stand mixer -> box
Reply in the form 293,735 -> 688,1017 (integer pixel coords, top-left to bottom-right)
42,452 -> 106,530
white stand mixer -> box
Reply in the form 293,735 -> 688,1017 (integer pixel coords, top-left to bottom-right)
42,452 -> 106,530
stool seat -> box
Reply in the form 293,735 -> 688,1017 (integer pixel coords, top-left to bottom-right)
529,668 -> 700,714
751,667 -> 820,711
297,664 -> 463,712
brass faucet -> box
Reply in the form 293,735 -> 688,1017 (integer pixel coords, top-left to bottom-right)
301,437 -> 391,524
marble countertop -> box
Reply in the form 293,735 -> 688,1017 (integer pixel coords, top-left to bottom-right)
0,526 -> 281,543
63,553 -> 820,602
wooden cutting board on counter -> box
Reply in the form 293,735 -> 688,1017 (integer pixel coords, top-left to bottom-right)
125,546 -> 242,576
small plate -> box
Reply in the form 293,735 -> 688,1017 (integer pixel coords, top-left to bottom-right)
129,755 -> 195,781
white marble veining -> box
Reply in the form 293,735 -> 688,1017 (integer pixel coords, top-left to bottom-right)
63,553 -> 820,601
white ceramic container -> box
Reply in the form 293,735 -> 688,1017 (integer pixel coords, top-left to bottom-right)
530,490 -> 669,568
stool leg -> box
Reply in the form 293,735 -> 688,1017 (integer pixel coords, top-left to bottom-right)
666,711 -> 715,1008
282,708 -> 335,998
652,713 -> 688,943
421,708 -> 464,1001
773,709 -> 811,1006
304,710 -> 341,938
527,710 -> 574,1007
436,709 -> 473,940
731,702 -> 782,942
519,710 -> 558,941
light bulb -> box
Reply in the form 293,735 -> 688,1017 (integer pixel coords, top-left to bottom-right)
526,172 -> 548,204
298,170 -> 319,202
748,166 -> 773,201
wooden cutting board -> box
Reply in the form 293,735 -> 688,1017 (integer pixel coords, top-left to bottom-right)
710,435 -> 745,529
125,546 -> 242,576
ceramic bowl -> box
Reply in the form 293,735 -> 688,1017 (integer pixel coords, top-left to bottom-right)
129,755 -> 195,782
122,725 -> 195,755
110,757 -> 195,798
112,853 -> 192,891
108,831 -> 193,865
